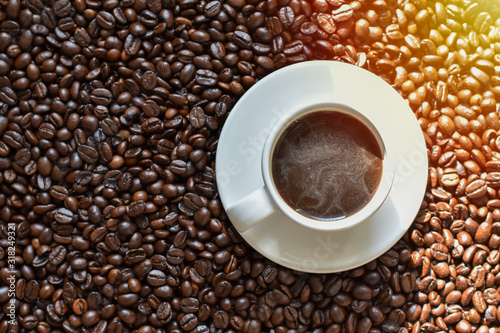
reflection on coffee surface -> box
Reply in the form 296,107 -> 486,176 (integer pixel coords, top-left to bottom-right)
271,110 -> 383,220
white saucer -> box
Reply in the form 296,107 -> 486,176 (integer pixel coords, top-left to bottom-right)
215,61 -> 428,273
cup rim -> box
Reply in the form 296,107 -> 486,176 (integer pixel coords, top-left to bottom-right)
261,103 -> 395,232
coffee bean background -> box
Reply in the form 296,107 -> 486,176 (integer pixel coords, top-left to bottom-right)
1,0 -> 500,332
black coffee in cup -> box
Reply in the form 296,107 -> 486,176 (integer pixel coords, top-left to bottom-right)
271,110 -> 383,221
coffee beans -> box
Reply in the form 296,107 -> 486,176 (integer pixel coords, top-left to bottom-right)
77,145 -> 99,164
273,111 -> 383,220
90,88 -> 113,106
232,30 -> 252,49
96,11 -> 115,30
332,4 -> 354,22
2,0 -> 500,332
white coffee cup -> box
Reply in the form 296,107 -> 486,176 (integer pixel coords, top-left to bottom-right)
225,103 -> 395,233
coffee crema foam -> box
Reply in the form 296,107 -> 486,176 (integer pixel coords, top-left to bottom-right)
271,111 -> 383,221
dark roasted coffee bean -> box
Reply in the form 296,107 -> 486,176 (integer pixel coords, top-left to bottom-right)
278,6 -> 294,27
55,208 -> 74,224
147,269 -> 167,286
125,248 -> 146,265
214,310 -> 229,329
209,42 -> 226,59
351,283 -> 373,300
128,200 -> 146,216
96,11 -> 115,29
4,130 -> 23,149
196,69 -> 218,86
124,34 -> 141,55
90,88 -> 112,105
3,0 -> 500,331
317,13 -> 336,34
141,117 -> 164,133
78,145 -> 99,164
157,302 -> 172,321
181,297 -> 200,313
232,30 -> 252,49
48,245 -> 67,265
72,298 -> 88,315
142,100 -> 160,117
49,185 -> 68,200
24,280 -> 40,301
380,320 -> 399,333
142,71 -> 157,90
332,4 -> 353,22
189,106 -> 206,128
14,148 -> 31,166
167,247 -> 185,265
53,0 -> 71,17
179,313 -> 198,331
74,28 -> 91,46
82,310 -> 99,327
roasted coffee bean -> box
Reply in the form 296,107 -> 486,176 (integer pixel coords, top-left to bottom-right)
72,298 -> 88,315
167,247 -> 185,265
301,22 -> 318,34
24,280 -> 40,301
205,1 -> 221,17
125,248 -> 146,265
53,0 -> 71,17
179,313 -> 198,331
232,31 -> 252,49
430,243 -> 449,261
351,283 -> 373,300
332,4 -> 353,22
4,130 -> 23,149
0,87 -> 18,105
74,28 -> 91,46
4,0 -> 500,331
189,106 -> 206,128
196,69 -> 218,86
50,185 -> 68,200
380,320 -> 399,333
96,11 -> 115,29
180,297 -> 200,313
142,100 -> 160,117
142,71 -> 157,90
124,34 -> 141,55
157,302 -> 172,321
147,269 -> 166,286
78,145 -> 99,164
317,13 -> 337,34
55,208 -> 73,224
90,88 -> 112,105
466,179 -> 487,199
128,200 -> 146,216
14,148 -> 30,166
214,310 -> 229,329
48,245 -> 67,265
